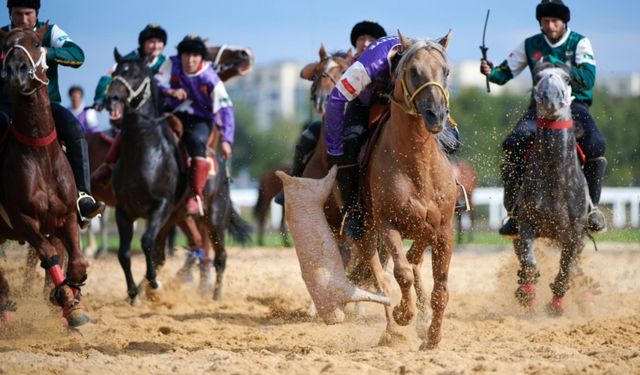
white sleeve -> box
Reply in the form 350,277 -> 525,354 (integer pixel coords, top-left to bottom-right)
48,24 -> 72,48
211,81 -> 233,113
86,109 -> 100,128
335,61 -> 372,101
154,58 -> 173,90
506,41 -> 529,77
575,37 -> 596,66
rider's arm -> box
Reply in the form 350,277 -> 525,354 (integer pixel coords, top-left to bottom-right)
154,58 -> 173,95
325,61 -> 372,156
211,80 -> 235,145
93,75 -> 112,107
46,25 -> 84,68
570,37 -> 596,90
488,41 -> 528,85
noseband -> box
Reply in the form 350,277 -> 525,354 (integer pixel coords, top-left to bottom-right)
1,44 -> 49,95
111,74 -> 151,110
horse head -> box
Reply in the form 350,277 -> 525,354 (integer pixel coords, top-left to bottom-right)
533,62 -> 573,121
105,48 -> 153,123
300,44 -> 353,115
208,45 -> 254,81
0,23 -> 49,96
392,30 -> 451,134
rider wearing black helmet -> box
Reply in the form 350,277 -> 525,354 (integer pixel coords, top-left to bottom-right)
0,0 -> 105,228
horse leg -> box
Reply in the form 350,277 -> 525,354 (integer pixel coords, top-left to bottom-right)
95,208 -> 109,258
513,225 -> 539,307
196,219 -> 213,297
139,200 -> 172,300
204,216 -> 227,301
406,239 -> 430,328
58,219 -> 91,327
280,205 -> 291,247
0,267 -> 15,323
256,209 -> 265,247
115,206 -> 138,303
547,237 -> 583,316
176,218 -> 203,282
382,226 -> 415,326
455,212 -> 463,244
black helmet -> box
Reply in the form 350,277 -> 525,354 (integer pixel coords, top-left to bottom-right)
138,24 -> 168,47
7,0 -> 40,10
536,0 -> 570,23
350,20 -> 386,47
177,34 -> 208,59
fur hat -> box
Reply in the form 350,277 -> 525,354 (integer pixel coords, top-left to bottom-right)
7,0 -> 40,10
138,24 -> 168,47
350,21 -> 386,47
177,34 -> 208,59
536,0 -> 570,23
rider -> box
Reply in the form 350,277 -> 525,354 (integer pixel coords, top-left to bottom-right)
325,34 -> 460,240
156,34 -> 235,216
275,20 -> 387,205
67,85 -> 100,135
91,23 -> 168,183
0,0 -> 105,227
480,0 -> 606,236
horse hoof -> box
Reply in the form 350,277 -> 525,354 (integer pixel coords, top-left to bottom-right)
145,281 -> 162,302
546,297 -> 564,317
392,304 -> 414,326
65,308 -> 91,328
515,283 -> 537,307
419,339 -> 440,351
212,287 -> 222,301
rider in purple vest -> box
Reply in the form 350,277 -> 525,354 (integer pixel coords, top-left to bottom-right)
325,35 -> 460,240
156,35 -> 235,216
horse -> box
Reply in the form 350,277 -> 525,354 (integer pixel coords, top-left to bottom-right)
253,164 -> 291,247
360,32 -> 456,350
300,44 -> 353,115
452,159 -> 478,244
86,45 -> 254,258
0,25 -> 90,327
512,62 -> 590,315
105,50 -> 251,303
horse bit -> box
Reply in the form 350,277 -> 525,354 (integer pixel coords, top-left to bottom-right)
1,44 -> 50,95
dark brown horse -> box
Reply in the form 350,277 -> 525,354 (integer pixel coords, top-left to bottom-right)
361,32 -> 456,350
0,25 -> 89,327
253,164 -> 291,247
452,159 -> 478,244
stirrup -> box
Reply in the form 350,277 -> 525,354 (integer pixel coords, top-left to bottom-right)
76,192 -> 101,228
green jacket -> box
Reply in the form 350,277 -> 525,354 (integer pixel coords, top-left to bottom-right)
488,29 -> 596,105
93,50 -> 166,106
0,20 -> 84,105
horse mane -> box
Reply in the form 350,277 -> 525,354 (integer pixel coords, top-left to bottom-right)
394,38 -> 447,77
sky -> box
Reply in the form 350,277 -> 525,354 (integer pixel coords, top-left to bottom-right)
1,0 -> 639,108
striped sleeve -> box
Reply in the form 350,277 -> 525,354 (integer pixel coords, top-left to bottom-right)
488,41 -> 526,85
571,37 -> 596,90
46,25 -> 84,68
211,82 -> 235,144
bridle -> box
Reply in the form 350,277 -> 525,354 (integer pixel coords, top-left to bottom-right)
1,43 -> 49,96
390,47 -> 450,117
310,57 -> 344,100
111,74 -> 151,110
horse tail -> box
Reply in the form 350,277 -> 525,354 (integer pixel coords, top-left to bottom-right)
228,205 -> 253,246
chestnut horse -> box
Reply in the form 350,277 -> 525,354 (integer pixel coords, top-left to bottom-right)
361,32 -> 456,350
253,164 -> 291,247
452,159 -> 478,244
0,25 -> 89,326
86,45 -> 254,257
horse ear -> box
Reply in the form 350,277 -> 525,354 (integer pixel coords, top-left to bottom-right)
397,30 -> 412,52
319,43 -> 328,60
114,48 -> 123,64
300,62 -> 317,80
35,20 -> 49,42
438,29 -> 452,50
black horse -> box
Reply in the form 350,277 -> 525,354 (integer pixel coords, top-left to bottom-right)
105,50 -> 251,302
513,63 -> 589,315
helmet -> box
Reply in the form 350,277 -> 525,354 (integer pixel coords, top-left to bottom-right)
536,0 -> 570,23
7,0 -> 40,10
138,24 -> 168,47
350,20 -> 386,47
177,34 -> 208,59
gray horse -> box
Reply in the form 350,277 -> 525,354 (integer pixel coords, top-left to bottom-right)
513,62 -> 590,315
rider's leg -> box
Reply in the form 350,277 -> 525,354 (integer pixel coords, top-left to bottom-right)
572,101 -> 607,232
181,114 -> 212,216
51,103 -> 106,227
499,109 -> 537,236
275,120 -> 322,205
327,101 -> 369,241
91,130 -> 121,183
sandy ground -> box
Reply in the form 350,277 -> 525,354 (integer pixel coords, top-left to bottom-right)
0,241 -> 639,375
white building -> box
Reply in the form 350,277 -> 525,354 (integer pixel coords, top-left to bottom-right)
225,61 -> 311,130
598,73 -> 640,98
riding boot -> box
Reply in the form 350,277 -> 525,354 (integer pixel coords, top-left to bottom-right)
91,131 -> 122,184
584,157 -> 607,232
274,146 -> 307,205
67,138 -> 106,228
499,159 -> 523,237
186,157 -> 210,216
336,164 -> 364,241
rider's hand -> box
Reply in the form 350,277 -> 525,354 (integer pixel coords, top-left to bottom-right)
93,103 -> 104,112
168,88 -> 188,101
220,141 -> 232,159
480,59 -> 493,76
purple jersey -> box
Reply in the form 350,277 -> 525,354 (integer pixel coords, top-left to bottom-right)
324,36 -> 400,156
156,56 -> 236,144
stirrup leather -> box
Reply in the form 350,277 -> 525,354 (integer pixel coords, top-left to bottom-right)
195,195 -> 204,217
